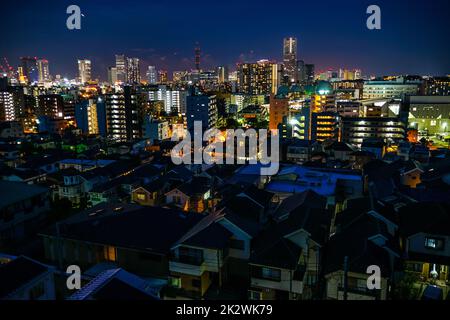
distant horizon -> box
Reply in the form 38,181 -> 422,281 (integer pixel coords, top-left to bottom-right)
2,0 -> 449,80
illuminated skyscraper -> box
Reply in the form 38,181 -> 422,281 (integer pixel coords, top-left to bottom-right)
126,57 -> 140,84
20,57 -> 38,83
115,54 -> 126,82
195,45 -> 201,71
216,66 -> 228,83
77,59 -> 91,83
283,37 -> 298,84
158,70 -> 168,84
36,59 -> 50,84
108,67 -> 118,84
146,66 -> 157,84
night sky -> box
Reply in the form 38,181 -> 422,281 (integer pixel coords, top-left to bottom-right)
2,0 -> 449,80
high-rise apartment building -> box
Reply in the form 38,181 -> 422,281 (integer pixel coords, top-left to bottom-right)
104,86 -> 142,141
186,94 -> 217,131
311,112 -> 341,142
0,92 -> 15,121
237,60 -> 279,95
146,66 -> 157,84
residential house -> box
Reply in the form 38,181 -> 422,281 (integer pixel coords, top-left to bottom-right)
0,255 -> 55,300
0,181 -> 50,247
68,268 -> 160,300
324,213 -> 399,300
398,202 -> 450,287
165,176 -> 213,213
248,200 -> 331,300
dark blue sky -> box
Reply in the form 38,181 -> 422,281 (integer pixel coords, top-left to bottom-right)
2,0 -> 449,80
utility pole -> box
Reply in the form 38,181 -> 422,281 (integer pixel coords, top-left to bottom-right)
343,256 -> 349,300
56,222 -> 63,271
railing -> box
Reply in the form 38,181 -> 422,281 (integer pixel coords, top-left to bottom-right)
171,255 -> 204,266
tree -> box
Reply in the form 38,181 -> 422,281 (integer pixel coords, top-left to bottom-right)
392,272 -> 420,300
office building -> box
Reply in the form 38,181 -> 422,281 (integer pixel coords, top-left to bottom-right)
126,58 -> 140,84
406,95 -> 450,136
115,54 -> 126,82
425,77 -> 450,96
363,80 -> 420,99
237,60 -> 279,95
36,59 -> 50,84
20,57 -> 38,83
342,117 -> 406,147
77,59 -> 91,83
304,64 -> 315,85
283,37 -> 298,84
108,67 -> 118,84
216,66 -> 228,83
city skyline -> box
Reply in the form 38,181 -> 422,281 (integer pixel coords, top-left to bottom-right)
1,0 -> 450,80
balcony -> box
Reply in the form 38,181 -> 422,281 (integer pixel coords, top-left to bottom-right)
170,255 -> 206,277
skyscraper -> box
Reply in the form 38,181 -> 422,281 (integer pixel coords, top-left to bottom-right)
146,66 -> 157,84
158,70 -> 168,84
305,64 -> 315,85
36,59 -> 50,84
283,37 -> 298,84
108,67 -> 118,84
77,59 -> 91,83
216,66 -> 228,83
115,54 -> 126,82
195,46 -> 201,71
237,60 -> 279,95
20,57 -> 37,83
126,58 -> 140,84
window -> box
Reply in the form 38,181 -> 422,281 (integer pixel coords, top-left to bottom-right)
425,237 -> 445,250
29,282 -> 45,300
136,193 -> 146,201
229,239 -> 245,250
169,276 -> 181,288
261,267 -> 281,281
192,279 -> 201,288
248,290 -> 262,300
103,246 -> 117,262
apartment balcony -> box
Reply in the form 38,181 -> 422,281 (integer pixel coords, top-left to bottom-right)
169,256 -> 207,277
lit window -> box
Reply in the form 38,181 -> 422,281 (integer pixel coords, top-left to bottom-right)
104,246 -> 117,261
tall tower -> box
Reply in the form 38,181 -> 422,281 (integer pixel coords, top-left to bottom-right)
126,57 -> 140,84
78,59 -> 91,83
115,54 -> 126,82
36,59 -> 50,83
195,44 -> 201,71
283,37 -> 298,84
